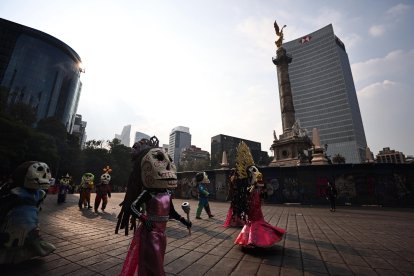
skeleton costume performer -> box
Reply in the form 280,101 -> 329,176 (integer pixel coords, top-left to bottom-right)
115,136 -> 192,276
195,172 -> 214,219
0,161 -> 56,264
94,166 -> 112,213
223,169 -> 246,228
78,173 -> 94,209
233,142 -> 286,248
57,174 -> 71,203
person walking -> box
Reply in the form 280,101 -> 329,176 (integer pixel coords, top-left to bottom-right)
195,172 -> 214,219
326,181 -> 338,212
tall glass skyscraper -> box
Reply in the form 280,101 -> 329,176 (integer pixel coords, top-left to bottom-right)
282,24 -> 367,163
0,18 -> 83,132
168,126 -> 191,165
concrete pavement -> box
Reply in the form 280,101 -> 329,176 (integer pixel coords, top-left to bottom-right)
1,193 -> 413,276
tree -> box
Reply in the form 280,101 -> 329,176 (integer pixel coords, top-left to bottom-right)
36,117 -> 73,177
108,138 -> 121,149
0,86 -> 9,115
80,147 -> 111,183
8,102 -> 37,126
0,116 -> 30,176
85,139 -> 106,149
25,131 -> 59,171
108,139 -> 131,191
36,117 -> 67,141
332,154 -> 346,164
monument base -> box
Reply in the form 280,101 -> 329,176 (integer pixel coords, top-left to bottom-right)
269,132 -> 312,167
311,148 -> 329,165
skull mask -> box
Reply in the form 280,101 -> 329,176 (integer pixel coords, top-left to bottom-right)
59,176 -> 71,186
247,165 -> 264,187
25,162 -> 52,190
141,148 -> 177,189
100,173 -> 111,185
196,172 -> 210,184
82,173 -> 94,188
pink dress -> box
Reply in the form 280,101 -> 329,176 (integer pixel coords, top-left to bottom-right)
235,189 -> 286,247
121,192 -> 171,276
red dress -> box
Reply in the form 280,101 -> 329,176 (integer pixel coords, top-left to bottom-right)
223,206 -> 245,228
234,188 -> 286,247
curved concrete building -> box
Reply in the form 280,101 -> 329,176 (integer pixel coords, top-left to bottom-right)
0,18 -> 83,132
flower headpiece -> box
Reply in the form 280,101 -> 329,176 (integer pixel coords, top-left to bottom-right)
103,166 -> 112,174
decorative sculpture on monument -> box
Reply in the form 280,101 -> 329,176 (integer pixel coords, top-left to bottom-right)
274,21 -> 286,48
292,120 -> 300,136
292,119 -> 308,138
273,130 -> 278,141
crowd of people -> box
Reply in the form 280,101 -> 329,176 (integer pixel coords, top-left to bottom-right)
0,137 -> 338,275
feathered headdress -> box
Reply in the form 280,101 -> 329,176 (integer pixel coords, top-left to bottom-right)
102,166 -> 112,174
235,142 -> 255,179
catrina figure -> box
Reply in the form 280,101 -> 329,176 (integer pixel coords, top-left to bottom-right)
0,161 -> 56,264
115,136 -> 192,276
233,142 -> 286,248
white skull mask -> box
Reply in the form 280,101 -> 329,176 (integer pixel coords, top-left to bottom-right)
25,162 -> 52,190
100,173 -> 111,185
196,172 -> 210,184
247,165 -> 264,187
60,177 -> 70,186
141,148 -> 177,189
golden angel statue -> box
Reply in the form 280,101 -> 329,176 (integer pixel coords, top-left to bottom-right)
274,20 -> 286,48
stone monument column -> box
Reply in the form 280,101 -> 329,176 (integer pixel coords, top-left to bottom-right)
269,21 -> 313,167
273,47 -> 295,133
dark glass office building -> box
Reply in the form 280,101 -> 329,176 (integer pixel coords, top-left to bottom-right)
282,24 -> 367,163
211,134 -> 269,169
0,18 -> 83,132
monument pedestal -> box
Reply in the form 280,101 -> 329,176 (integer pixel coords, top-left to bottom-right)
269,131 -> 312,167
310,128 -> 329,165
311,148 -> 329,165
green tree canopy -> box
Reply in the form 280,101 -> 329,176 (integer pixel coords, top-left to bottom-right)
8,102 -> 37,126
0,116 -> 30,175
36,117 -> 67,141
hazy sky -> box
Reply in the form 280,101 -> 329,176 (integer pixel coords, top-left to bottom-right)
1,0 -> 413,156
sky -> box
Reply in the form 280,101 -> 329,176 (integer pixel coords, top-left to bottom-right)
1,0 -> 413,157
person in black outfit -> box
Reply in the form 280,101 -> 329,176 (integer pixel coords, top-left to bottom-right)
326,181 -> 338,212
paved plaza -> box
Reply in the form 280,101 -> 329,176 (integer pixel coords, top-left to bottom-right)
1,193 -> 413,276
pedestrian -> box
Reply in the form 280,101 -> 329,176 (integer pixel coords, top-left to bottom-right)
195,171 -> 214,219
326,181 -> 338,212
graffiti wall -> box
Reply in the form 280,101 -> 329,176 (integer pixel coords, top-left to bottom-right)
175,171 -> 217,200
176,164 -> 414,207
